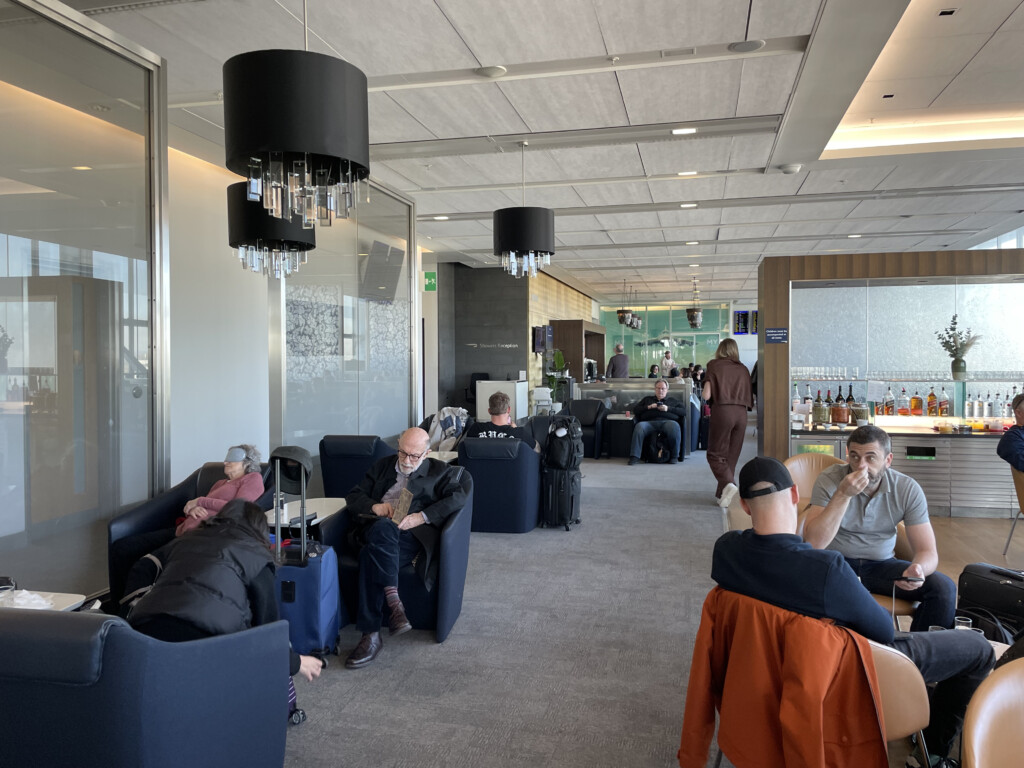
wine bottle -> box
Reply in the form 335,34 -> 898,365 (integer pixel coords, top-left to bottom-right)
938,387 -> 950,417
813,389 -> 828,425
926,386 -> 937,417
831,386 -> 848,425
910,390 -> 923,417
847,384 -> 855,403
804,384 -> 813,405
897,387 -> 910,416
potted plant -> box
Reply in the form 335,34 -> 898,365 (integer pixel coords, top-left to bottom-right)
546,348 -> 571,403
935,314 -> 980,381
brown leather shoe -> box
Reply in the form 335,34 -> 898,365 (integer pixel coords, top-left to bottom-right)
344,632 -> 382,669
388,601 -> 412,636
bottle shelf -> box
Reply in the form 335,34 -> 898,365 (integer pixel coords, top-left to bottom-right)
791,372 -> 1024,383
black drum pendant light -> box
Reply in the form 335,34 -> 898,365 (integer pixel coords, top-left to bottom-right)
221,0 -> 369,279
493,142 -> 554,278
227,182 -> 315,278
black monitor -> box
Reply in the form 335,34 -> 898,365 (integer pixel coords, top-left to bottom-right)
359,240 -> 405,302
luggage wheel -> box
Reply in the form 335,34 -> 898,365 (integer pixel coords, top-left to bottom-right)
289,708 -> 307,725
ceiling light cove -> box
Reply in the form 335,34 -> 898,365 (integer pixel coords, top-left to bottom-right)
685,241 -> 700,245
680,203 -> 697,208
432,215 -> 449,220
677,171 -> 698,176
671,127 -> 698,135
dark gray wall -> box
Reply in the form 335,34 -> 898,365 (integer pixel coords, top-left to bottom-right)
436,262 -> 459,408
452,264 -> 529,409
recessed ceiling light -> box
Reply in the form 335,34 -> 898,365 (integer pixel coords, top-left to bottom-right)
727,39 -> 766,53
432,215 -> 449,221
378,286 -> 387,290
677,171 -> 698,176
847,234 -> 862,238
689,263 -> 700,267
679,203 -> 697,209
475,65 -> 508,78
72,166 -> 92,171
671,127 -> 698,135
685,240 -> 699,245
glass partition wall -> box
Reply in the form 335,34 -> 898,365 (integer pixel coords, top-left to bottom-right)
0,0 -> 164,592
599,303 -> 730,376
281,183 -> 416,454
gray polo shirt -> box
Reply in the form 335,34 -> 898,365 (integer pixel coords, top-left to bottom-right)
809,463 -> 929,561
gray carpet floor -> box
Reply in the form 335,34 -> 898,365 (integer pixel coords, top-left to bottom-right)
285,431 -> 757,768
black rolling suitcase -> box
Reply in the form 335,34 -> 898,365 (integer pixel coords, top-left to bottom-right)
957,563 -> 1024,641
542,467 -> 582,531
697,414 -> 710,451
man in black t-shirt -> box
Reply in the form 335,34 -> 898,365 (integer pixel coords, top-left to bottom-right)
463,391 -> 538,450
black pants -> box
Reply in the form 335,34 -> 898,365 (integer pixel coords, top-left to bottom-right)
108,527 -> 176,602
352,517 -> 423,634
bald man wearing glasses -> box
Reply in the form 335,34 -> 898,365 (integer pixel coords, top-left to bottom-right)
342,427 -> 468,668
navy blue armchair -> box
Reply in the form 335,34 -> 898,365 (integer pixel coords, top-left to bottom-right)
0,609 -> 289,768
563,399 -> 606,459
319,435 -> 397,498
319,469 -> 473,643
458,437 -> 541,533
108,461 -> 275,599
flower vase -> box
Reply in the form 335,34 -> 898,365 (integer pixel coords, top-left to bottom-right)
951,357 -> 966,381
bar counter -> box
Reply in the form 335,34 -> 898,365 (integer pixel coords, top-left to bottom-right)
790,424 -> 1016,517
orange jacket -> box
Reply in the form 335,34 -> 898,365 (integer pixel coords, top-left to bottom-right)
679,588 -> 888,768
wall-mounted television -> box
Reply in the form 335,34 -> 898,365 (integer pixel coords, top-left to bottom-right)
532,325 -> 553,353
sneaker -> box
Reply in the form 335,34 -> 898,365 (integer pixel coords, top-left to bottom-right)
627,456 -> 640,466
718,483 -> 739,509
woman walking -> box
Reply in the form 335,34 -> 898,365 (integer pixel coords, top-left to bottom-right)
702,339 -> 753,507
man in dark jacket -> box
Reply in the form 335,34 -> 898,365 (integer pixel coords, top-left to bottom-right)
342,427 -> 468,669
629,379 -> 685,465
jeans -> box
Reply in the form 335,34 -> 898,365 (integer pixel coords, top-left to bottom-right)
891,629 -> 995,757
629,419 -> 680,460
354,517 -> 423,634
844,556 -> 956,632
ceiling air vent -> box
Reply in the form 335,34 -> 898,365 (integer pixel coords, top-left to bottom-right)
938,8 -> 958,16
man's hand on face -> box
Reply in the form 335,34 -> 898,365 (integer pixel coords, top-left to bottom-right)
372,502 -> 394,517
837,466 -> 871,499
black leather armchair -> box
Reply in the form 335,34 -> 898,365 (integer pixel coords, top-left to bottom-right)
107,462 -> 275,598
319,469 -> 474,643
458,438 -> 541,533
318,435 -> 397,498
563,399 -> 607,459
0,609 -> 289,768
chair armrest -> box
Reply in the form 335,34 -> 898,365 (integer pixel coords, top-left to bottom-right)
318,510 -> 352,552
107,468 -> 199,545
435,478 -> 473,643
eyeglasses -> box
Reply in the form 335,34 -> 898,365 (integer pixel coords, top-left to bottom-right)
397,449 -> 426,461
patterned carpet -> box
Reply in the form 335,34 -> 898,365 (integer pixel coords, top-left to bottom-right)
284,436 -> 755,768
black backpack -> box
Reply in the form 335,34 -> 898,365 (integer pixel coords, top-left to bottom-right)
646,430 -> 673,464
544,414 -> 584,470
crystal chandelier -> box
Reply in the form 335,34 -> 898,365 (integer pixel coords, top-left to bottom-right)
227,182 -> 315,278
221,1 -> 369,277
493,142 -> 554,278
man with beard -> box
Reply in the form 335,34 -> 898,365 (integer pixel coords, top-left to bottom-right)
803,425 -> 956,632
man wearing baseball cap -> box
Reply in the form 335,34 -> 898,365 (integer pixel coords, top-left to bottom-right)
710,456 -> 993,768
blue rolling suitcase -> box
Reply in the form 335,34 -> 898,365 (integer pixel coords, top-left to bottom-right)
270,448 -> 343,659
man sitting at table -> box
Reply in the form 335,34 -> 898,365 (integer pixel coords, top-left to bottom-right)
341,427 -> 468,669
463,391 -> 538,450
628,379 -> 685,465
711,456 -> 993,768
803,425 -> 956,631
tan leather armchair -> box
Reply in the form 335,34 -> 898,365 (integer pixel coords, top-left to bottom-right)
783,453 -> 844,523
961,657 -> 1024,767
1002,467 -> 1024,556
868,639 -> 933,762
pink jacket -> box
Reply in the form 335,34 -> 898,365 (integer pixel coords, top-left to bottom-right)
175,472 -> 265,536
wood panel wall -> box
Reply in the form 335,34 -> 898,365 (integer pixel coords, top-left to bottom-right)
527,273 -> 596,389
758,249 -> 1024,460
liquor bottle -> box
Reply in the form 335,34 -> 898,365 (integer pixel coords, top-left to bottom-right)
938,387 -> 950,417
1006,391 -> 1015,419
804,384 -> 814,405
975,392 -> 985,418
831,387 -> 848,425
897,387 -> 910,416
792,384 -> 801,411
964,392 -> 975,419
813,389 -> 828,425
926,386 -> 937,417
847,384 -> 855,403
825,389 -> 833,408
983,392 -> 994,418
910,390 -> 924,416
994,392 -> 1003,419
883,385 -> 896,416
